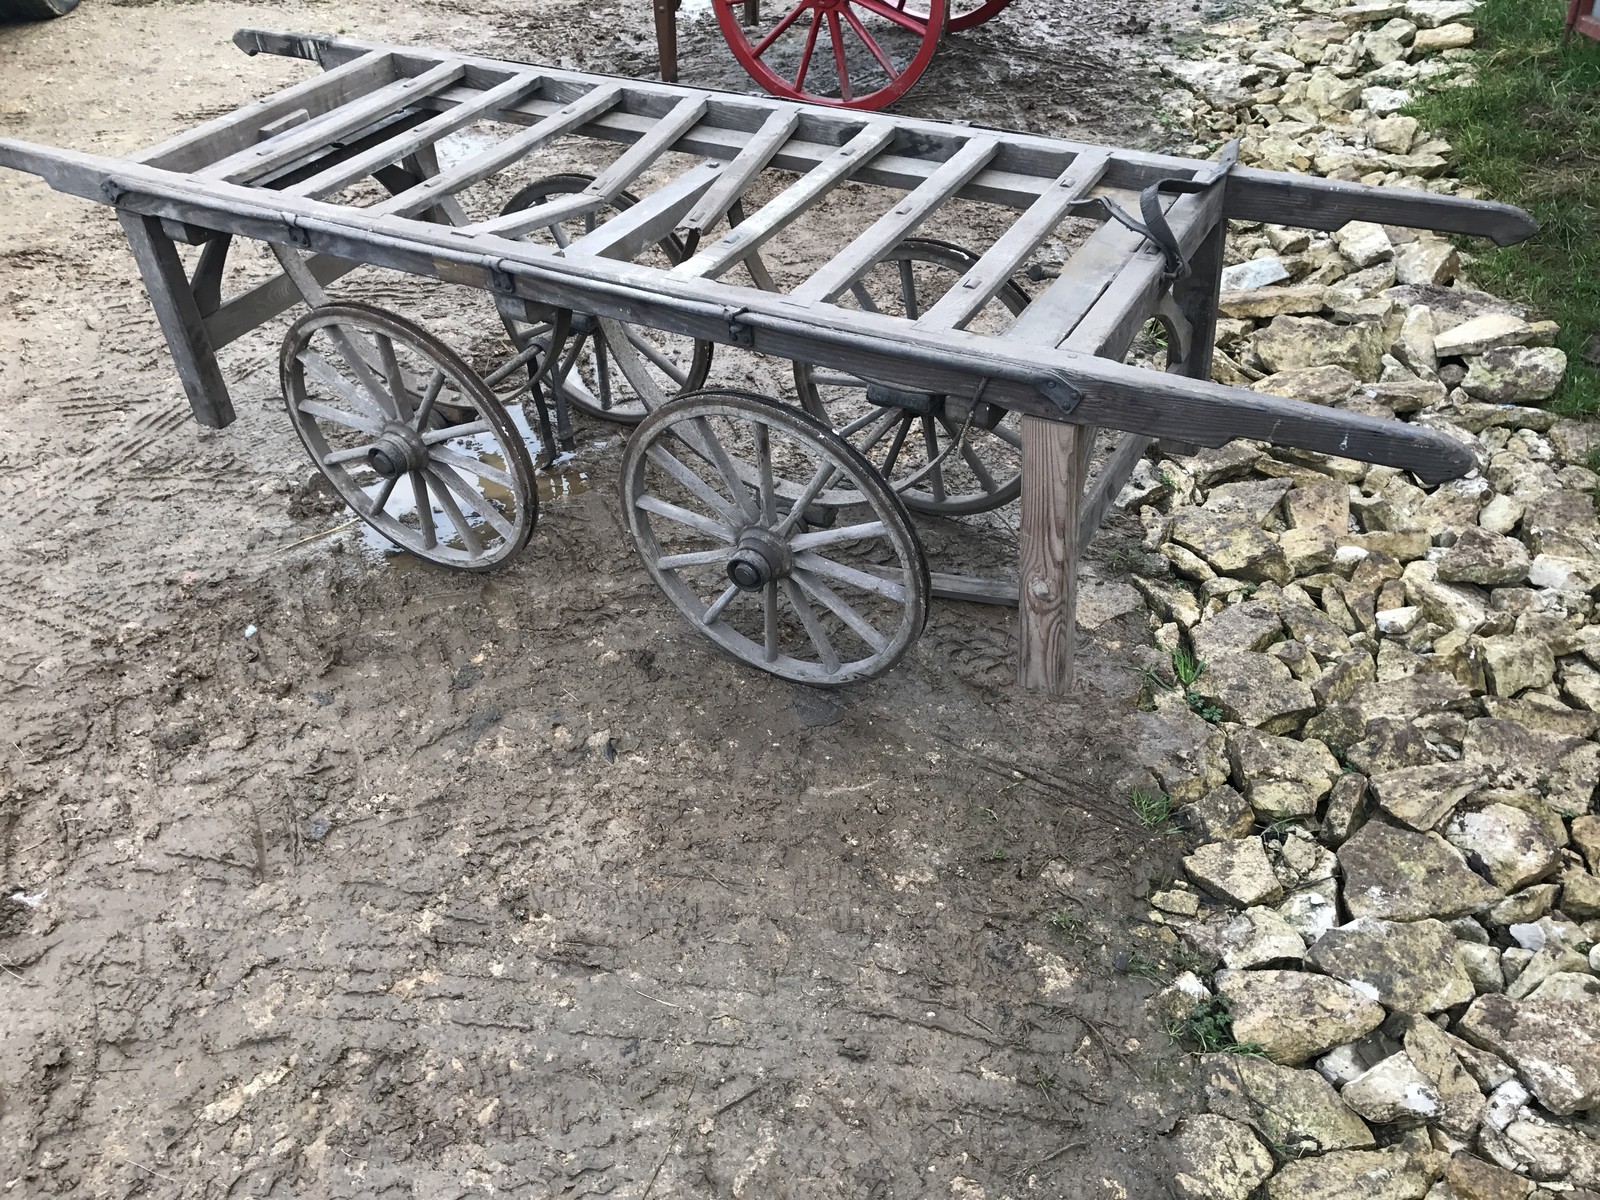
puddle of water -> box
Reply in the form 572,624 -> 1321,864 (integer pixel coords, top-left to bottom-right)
432,127 -> 508,173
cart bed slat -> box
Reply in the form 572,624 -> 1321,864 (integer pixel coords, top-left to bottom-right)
561,161 -> 725,260
678,106 -> 802,234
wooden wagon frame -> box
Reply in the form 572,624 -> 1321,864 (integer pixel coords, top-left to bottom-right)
0,30 -> 1537,692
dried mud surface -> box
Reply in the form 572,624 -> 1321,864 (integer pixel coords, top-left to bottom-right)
1,0 -> 1209,1194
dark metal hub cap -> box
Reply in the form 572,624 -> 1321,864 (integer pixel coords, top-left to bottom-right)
726,529 -> 792,593
366,426 -> 427,479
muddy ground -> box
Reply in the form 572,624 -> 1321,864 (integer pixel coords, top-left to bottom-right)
0,0 -> 1220,1194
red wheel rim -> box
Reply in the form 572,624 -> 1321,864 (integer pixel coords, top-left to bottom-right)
946,0 -> 1013,32
715,0 -> 948,110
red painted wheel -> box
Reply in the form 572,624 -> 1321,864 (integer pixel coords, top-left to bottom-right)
947,0 -> 1014,31
715,0 -> 948,110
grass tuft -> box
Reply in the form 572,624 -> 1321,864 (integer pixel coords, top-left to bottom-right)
1166,995 -> 1266,1056
1130,786 -> 1176,831
1407,0 -> 1600,417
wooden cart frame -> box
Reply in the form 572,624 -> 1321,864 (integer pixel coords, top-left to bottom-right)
0,30 -> 1536,692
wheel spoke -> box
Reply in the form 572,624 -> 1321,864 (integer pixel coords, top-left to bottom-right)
422,419 -> 493,445
657,545 -> 737,570
794,11 -> 822,90
428,472 -> 485,559
842,6 -> 898,78
849,0 -> 927,34
763,581 -> 780,663
366,472 -> 401,518
788,520 -> 887,552
795,550 -> 907,600
880,413 -> 914,478
941,412 -> 999,493
428,464 -> 517,540
679,417 -> 762,523
752,0 -> 813,56
636,493 -> 738,542
321,443 -> 378,466
754,421 -> 777,524
325,328 -> 401,419
897,258 -> 919,319
297,398 -> 385,436
298,349 -> 388,424
410,470 -> 437,551
373,333 -> 415,422
645,444 -> 744,528
793,569 -> 888,652
410,368 -> 449,432
848,282 -> 882,314
854,406 -> 903,453
921,417 -> 947,502
772,458 -> 843,537
429,446 -> 516,490
991,420 -> 1023,450
703,582 -> 742,625
781,577 -> 840,673
621,326 -> 689,387
826,11 -> 852,103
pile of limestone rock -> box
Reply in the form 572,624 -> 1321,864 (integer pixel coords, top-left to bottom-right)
1116,0 -> 1600,1197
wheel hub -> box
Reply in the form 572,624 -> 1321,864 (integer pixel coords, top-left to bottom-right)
726,529 -> 793,592
366,424 -> 428,479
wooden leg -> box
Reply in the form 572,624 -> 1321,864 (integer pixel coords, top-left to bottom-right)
654,0 -> 679,83
116,211 -> 235,428
1018,417 -> 1093,695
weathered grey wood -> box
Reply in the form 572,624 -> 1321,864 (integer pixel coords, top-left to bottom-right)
203,252 -> 360,347
914,150 -> 1111,332
1077,431 -> 1151,547
930,571 -> 1018,607
0,141 -> 1480,482
671,122 -> 897,280
116,211 -> 234,427
234,29 -> 1539,244
1018,418 -> 1087,694
198,62 -> 466,186
134,51 -> 396,173
370,84 -> 624,217
560,161 -> 724,260
790,135 -> 1000,304
284,70 -> 541,198
471,95 -> 707,238
678,106 -> 800,234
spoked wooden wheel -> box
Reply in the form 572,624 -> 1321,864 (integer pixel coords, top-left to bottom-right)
794,238 -> 1029,516
622,390 -> 930,686
495,174 -> 712,424
715,0 -> 948,109
281,302 -> 537,570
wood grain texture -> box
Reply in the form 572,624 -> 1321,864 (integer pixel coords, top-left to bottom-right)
1018,418 -> 1087,693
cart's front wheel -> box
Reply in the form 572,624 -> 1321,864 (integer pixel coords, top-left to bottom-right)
715,0 -> 948,110
622,389 -> 929,685
280,302 -> 537,571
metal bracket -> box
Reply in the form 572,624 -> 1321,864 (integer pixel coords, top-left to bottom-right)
284,216 -> 312,249
1036,375 -> 1082,416
100,179 -> 127,205
488,265 -> 517,296
726,309 -> 755,348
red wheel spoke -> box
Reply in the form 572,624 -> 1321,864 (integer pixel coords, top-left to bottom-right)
847,0 -> 926,35
826,10 -> 852,103
752,0 -> 813,57
841,6 -> 897,77
794,12 -> 822,91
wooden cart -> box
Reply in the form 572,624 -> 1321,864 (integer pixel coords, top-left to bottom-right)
0,30 -> 1536,691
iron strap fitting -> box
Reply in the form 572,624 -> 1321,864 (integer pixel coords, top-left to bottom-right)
1036,373 -> 1083,418
725,308 -> 755,348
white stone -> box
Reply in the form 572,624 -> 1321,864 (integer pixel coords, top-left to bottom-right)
1340,1052 -> 1441,1125
1363,85 -> 1413,114
1336,221 -> 1394,269
1376,606 -> 1421,635
1435,313 -> 1536,357
1405,0 -> 1479,28
1222,257 -> 1292,291
1483,1078 -> 1529,1132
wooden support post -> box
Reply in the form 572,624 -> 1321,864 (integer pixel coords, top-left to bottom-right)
654,0 -> 680,83
116,211 -> 235,428
1165,212 -> 1228,455
1018,418 -> 1092,694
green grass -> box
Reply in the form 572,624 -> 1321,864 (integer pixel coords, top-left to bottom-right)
1130,786 -> 1176,831
1166,995 -> 1266,1056
1407,0 -> 1600,416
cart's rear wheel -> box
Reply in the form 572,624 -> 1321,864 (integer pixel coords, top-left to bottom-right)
794,237 -> 1030,516
622,389 -> 929,685
714,0 -> 947,110
281,302 -> 537,571
495,174 -> 711,425
947,0 -> 1014,31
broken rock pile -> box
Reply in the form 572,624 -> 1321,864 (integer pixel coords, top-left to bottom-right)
1125,0 -> 1600,1196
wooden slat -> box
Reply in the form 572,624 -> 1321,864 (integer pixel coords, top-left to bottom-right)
198,62 -> 466,185
203,252 -> 361,348
470,95 -> 708,238
369,84 -> 624,217
671,122 -> 897,280
560,161 -> 724,260
134,51 -> 397,173
790,136 -> 1000,304
914,150 -> 1111,332
284,70 -> 542,199
677,106 -> 801,234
